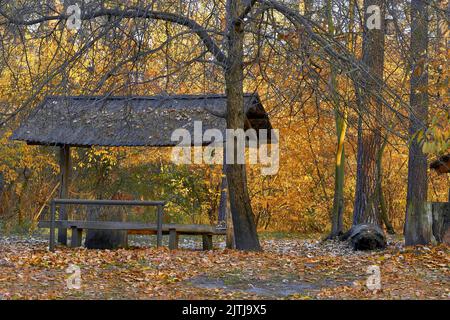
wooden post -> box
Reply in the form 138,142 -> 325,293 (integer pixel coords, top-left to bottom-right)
70,227 -> 83,248
202,234 -> 213,250
156,205 -> 163,248
49,201 -> 56,252
226,201 -> 235,249
219,147 -> 235,249
57,145 -> 71,245
169,228 -> 178,250
218,164 -> 228,223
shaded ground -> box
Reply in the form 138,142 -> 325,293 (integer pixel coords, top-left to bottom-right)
0,233 -> 448,299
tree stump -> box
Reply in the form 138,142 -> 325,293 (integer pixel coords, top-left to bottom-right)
428,202 -> 450,245
85,206 -> 128,249
341,224 -> 386,251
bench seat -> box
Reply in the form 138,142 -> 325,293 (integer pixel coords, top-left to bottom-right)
38,220 -> 226,250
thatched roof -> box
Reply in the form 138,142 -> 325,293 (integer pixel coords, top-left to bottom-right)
11,94 -> 273,147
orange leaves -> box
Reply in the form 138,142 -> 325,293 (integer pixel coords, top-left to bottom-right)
412,57 -> 426,78
0,236 -> 448,300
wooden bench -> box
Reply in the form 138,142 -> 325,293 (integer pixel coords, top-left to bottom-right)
40,199 -> 226,251
126,224 -> 226,250
38,220 -> 226,250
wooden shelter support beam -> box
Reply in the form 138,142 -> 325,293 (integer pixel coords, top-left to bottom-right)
57,145 -> 71,245
218,148 -> 235,249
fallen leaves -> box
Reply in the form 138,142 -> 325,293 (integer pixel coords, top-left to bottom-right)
0,235 -> 448,300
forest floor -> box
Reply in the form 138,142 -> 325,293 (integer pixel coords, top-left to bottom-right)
0,232 -> 448,300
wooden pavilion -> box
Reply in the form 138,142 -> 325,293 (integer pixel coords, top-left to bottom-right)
11,94 -> 273,250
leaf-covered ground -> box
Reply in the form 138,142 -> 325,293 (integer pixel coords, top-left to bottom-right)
0,234 -> 448,300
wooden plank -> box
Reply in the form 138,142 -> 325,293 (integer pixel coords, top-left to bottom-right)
127,230 -> 157,235
169,228 -> 178,250
39,221 -> 227,235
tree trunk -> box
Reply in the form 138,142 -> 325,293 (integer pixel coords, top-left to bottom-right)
327,0 -> 347,239
379,188 -> 395,234
404,0 -> 431,245
377,140 -> 395,234
224,0 -> 261,251
330,121 -> 346,237
352,0 -> 386,227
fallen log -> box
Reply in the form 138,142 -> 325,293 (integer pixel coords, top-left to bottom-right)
341,224 -> 386,251
85,206 -> 128,249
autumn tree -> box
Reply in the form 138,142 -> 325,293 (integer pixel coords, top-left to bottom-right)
1,0 -> 444,249
0,0 -> 263,250
404,0 -> 431,245
352,0 -> 386,227
224,0 -> 261,250
327,0 -> 350,238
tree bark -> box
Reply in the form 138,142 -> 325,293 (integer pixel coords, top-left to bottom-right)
327,0 -> 348,239
330,118 -> 346,237
429,202 -> 450,245
376,140 -> 395,234
405,0 -> 430,245
341,223 -> 386,250
352,0 -> 386,227
224,0 -> 261,251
